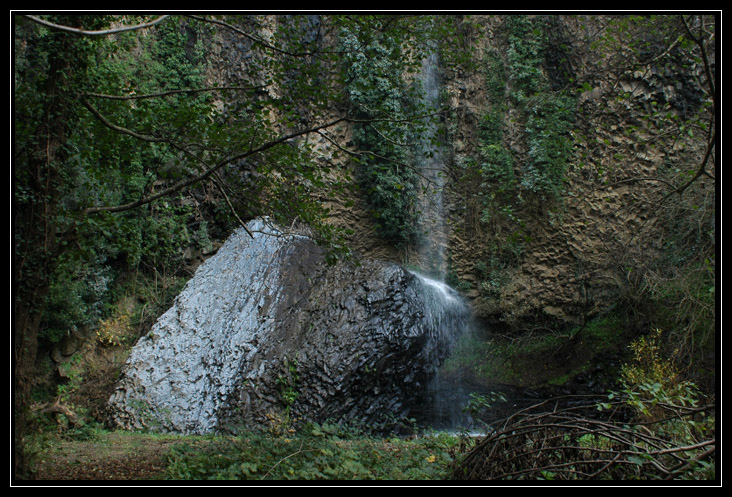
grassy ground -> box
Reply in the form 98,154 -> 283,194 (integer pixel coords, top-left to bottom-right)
23,312 -> 630,482
29,431 -> 196,481
26,426 -> 472,482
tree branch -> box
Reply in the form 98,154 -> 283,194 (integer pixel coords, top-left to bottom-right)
84,85 -> 269,101
211,172 -> 254,239
188,14 -> 312,58
24,14 -> 170,36
661,131 -> 716,203
83,116 -> 348,215
80,97 -> 166,143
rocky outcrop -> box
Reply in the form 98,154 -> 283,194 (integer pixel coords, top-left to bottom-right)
107,218 -> 468,434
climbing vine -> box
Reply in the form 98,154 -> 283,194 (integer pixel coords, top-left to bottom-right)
465,16 -> 578,297
505,15 -> 576,202
339,18 -> 426,245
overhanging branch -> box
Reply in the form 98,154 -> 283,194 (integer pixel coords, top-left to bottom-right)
84,85 -> 269,101
24,14 -> 170,36
83,116 -> 348,215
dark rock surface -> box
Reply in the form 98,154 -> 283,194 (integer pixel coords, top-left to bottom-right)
107,218 -> 468,434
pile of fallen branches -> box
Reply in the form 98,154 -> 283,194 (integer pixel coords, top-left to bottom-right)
452,396 -> 715,481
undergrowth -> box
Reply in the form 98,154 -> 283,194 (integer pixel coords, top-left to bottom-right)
164,423 -> 467,481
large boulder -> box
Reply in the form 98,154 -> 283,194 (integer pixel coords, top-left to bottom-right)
107,218 -> 468,434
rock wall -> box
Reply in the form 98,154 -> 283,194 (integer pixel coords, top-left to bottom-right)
437,15 -> 711,329
198,14 -> 712,333
107,218 -> 468,434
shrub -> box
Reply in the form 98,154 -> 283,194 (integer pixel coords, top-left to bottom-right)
615,328 -> 704,422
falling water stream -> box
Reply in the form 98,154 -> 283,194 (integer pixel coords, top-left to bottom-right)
413,50 -> 449,279
409,271 -> 478,433
405,51 -> 610,435
408,49 -> 482,434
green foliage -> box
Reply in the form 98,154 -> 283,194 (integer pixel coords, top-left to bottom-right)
473,254 -> 511,298
590,328 -> 716,480
276,358 -> 300,409
521,92 -> 575,198
484,52 -> 506,105
614,328 -> 703,421
505,15 -> 545,102
14,16 -> 110,324
164,424 -> 460,480
479,143 -> 515,190
477,50 -> 512,195
651,181 -> 715,368
455,16 -> 579,305
39,257 -> 112,346
55,353 -> 84,403
454,327 -> 714,481
463,391 -> 507,428
477,107 -> 515,193
474,16 -> 577,209
18,16 -> 217,351
340,18 -> 432,244
506,16 -> 576,200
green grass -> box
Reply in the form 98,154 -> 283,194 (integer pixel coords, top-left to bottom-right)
164,424 -> 467,481
29,422 -> 471,481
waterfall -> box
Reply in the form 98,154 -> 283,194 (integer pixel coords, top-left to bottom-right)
410,270 -> 467,343
408,50 -> 479,432
414,50 -> 449,279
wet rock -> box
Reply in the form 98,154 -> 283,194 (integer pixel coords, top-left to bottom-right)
107,218 -> 468,434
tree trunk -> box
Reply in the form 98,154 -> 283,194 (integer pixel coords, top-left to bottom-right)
12,124 -> 63,480
13,15 -> 82,479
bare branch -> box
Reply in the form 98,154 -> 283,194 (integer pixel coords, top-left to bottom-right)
80,97 -> 165,143
80,85 -> 441,216
84,85 -> 269,101
453,397 -> 715,480
662,131 -> 716,203
188,14 -> 311,58
211,172 -> 254,239
24,14 -> 170,36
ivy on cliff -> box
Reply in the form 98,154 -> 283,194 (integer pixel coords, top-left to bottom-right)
506,15 -> 577,202
474,15 -> 577,235
457,16 -> 580,302
339,20 -> 421,244
338,17 -> 445,245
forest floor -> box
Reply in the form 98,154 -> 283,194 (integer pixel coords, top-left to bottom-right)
29,431 -> 198,481
26,428 -> 465,482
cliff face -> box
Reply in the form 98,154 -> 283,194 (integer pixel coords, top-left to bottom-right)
202,15 -> 714,333
436,16 -> 712,330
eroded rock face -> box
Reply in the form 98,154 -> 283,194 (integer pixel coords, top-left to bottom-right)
107,218 -> 468,434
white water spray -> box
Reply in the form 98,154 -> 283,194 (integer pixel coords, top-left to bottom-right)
413,271 -> 460,304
